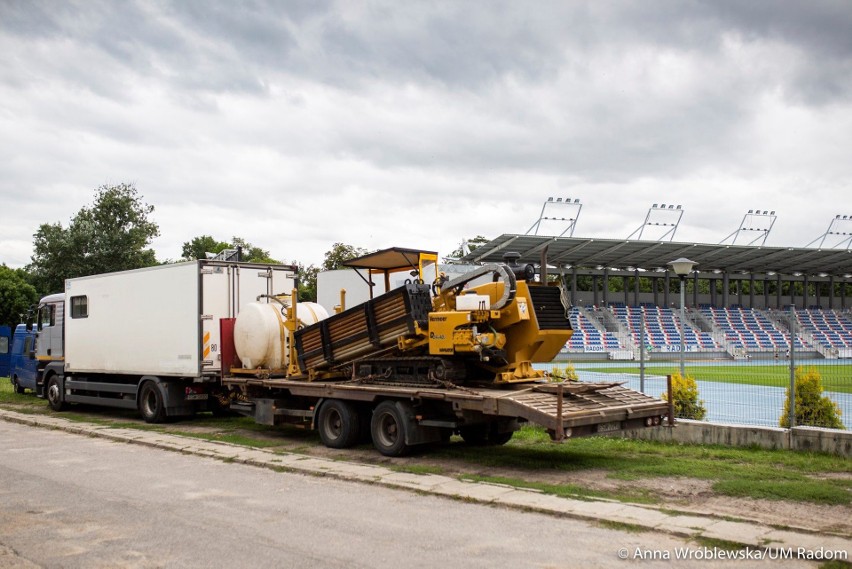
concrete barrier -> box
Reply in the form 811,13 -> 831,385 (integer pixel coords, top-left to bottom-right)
620,420 -> 851,457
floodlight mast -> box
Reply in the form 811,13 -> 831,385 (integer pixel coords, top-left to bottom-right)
668,257 -> 697,379
525,197 -> 583,237
627,204 -> 684,241
719,209 -> 777,246
805,214 -> 852,250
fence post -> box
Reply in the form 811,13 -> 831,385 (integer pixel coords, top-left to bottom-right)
639,317 -> 646,393
666,374 -> 675,427
787,306 -> 796,432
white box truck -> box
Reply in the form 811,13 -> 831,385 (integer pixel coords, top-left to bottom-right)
35,260 -> 297,421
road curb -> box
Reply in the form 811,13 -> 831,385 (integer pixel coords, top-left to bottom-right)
2,408 -> 849,556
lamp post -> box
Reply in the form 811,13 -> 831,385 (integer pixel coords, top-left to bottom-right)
668,257 -> 697,378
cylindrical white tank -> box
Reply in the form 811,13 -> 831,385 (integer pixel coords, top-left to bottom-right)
234,301 -> 329,369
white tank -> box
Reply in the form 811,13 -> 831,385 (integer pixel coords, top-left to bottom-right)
234,301 -> 329,369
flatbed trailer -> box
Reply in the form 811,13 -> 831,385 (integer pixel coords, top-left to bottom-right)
223,375 -> 670,455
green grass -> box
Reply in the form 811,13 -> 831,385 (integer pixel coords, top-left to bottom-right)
460,473 -> 659,504
0,377 -> 45,405
390,464 -> 446,476
598,520 -> 647,533
2,378 -> 850,507
171,431 -> 285,448
575,364 -> 852,393
435,425 -> 852,505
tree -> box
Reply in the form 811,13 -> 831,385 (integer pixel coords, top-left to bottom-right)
181,235 -> 231,261
28,184 -> 160,293
780,367 -> 844,429
321,242 -> 367,271
662,372 -> 707,420
291,261 -> 319,302
232,237 -> 278,263
448,235 -> 489,259
0,265 -> 39,327
180,236 -> 279,263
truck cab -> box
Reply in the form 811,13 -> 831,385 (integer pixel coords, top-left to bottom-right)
9,324 -> 38,393
0,325 -> 10,378
31,293 -> 65,397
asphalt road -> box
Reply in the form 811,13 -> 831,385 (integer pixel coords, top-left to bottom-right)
0,421 -> 817,569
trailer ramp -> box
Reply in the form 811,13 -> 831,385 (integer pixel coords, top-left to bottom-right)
468,382 -> 670,439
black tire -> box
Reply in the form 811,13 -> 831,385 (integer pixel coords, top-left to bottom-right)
46,374 -> 67,411
317,400 -> 361,449
370,401 -> 411,457
459,423 -> 513,446
139,382 -> 167,424
12,376 -> 25,395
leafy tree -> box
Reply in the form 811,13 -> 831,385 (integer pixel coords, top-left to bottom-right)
28,184 -> 159,293
0,265 -> 39,327
780,367 -> 844,429
448,235 -> 489,259
181,235 -> 231,261
232,237 -> 278,263
321,242 -> 367,271
662,372 -> 707,420
180,236 -> 278,263
290,261 -> 319,302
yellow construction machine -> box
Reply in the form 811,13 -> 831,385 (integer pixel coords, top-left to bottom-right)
289,248 -> 573,385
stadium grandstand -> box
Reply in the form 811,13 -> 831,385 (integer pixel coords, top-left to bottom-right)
457,201 -> 852,362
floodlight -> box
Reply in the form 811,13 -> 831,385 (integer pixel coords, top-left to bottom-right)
668,258 -> 697,276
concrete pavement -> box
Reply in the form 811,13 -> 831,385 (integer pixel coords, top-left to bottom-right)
1,408 -> 848,559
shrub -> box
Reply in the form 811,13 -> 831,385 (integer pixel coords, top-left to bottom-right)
549,363 -> 579,382
662,372 -> 707,420
780,367 -> 844,430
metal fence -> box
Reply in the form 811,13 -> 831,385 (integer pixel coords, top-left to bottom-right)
544,310 -> 852,431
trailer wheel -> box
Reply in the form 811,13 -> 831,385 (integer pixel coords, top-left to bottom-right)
370,401 -> 411,457
139,382 -> 167,424
317,400 -> 361,449
46,374 -> 67,411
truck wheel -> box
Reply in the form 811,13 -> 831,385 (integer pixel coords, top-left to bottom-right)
371,401 -> 411,457
11,376 -> 25,394
139,382 -> 167,424
317,400 -> 361,449
46,375 -> 67,411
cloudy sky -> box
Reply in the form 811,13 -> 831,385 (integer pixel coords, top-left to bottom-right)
2,1 -> 851,269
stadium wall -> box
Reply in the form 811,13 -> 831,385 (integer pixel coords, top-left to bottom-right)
620,420 -> 852,457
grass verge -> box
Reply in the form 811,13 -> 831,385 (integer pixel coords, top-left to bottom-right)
1,380 -> 849,507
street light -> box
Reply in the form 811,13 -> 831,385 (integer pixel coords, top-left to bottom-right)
668,257 -> 697,378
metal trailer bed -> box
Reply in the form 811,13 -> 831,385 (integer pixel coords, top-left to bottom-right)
224,376 -> 670,443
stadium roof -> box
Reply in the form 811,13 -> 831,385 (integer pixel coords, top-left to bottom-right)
459,235 -> 852,277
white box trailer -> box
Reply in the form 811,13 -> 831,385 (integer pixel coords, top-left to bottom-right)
64,261 -> 295,376
38,260 -> 297,420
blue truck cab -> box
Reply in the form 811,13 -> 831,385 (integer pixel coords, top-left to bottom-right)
0,325 -> 10,378
9,324 -> 38,393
